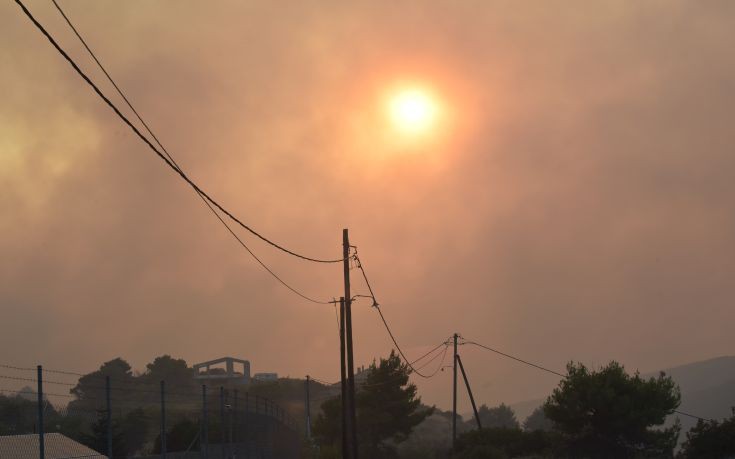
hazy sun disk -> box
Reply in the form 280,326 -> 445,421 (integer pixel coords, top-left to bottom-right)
388,89 -> 438,135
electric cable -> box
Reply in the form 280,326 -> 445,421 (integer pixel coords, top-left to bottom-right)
15,0 -> 344,272
353,251 -> 378,306
45,0 -> 330,304
460,337 -> 714,422
354,252 -> 448,378
409,339 -> 452,366
374,305 -> 440,379
414,344 -> 450,372
461,339 -> 567,378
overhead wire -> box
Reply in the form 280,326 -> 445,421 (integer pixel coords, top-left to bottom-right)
460,336 -> 714,422
14,2 -> 714,422
374,306 -> 440,379
461,339 -> 567,378
45,0 -> 331,304
353,250 -> 378,306
409,339 -> 452,366
414,344 -> 450,373
354,252 -> 449,378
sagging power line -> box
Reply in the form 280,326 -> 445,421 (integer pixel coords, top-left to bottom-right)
459,335 -> 714,423
15,0 -> 344,308
48,0 -> 331,305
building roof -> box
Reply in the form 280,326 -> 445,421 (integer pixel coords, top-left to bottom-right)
0,433 -> 104,459
192,356 -> 250,368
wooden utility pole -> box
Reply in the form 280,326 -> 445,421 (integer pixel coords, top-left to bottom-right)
452,333 -> 458,449
160,381 -> 166,459
339,297 -> 349,458
343,229 -> 358,458
305,375 -> 312,440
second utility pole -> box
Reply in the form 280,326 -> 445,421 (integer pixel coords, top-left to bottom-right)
452,332 -> 458,450
343,228 -> 358,459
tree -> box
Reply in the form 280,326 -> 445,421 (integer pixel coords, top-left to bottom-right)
452,427 -> 555,459
523,406 -> 553,432
476,404 -> 520,429
153,418 -> 199,453
118,408 -> 151,454
69,358 -> 135,410
144,355 -> 194,386
79,411 -> 129,459
312,396 -> 342,449
544,361 -> 680,458
357,351 -> 433,457
312,351 -> 432,457
680,408 -> 735,458
0,393 -> 44,435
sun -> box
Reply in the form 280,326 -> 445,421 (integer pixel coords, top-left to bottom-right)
387,88 -> 439,135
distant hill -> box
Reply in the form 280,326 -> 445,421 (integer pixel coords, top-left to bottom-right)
652,356 -> 735,435
509,356 -> 735,433
651,356 -> 735,396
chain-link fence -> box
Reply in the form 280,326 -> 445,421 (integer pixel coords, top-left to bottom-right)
0,366 -> 301,459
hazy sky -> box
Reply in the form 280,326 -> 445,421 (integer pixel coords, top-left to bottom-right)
2,0 -> 734,413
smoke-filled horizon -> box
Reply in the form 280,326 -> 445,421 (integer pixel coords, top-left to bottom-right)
2,0 -> 734,414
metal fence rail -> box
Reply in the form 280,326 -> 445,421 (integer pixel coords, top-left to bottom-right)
0,365 -> 300,459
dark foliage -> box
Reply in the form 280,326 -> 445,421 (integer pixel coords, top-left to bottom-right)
524,406 -> 553,432
680,408 -> 735,458
312,351 -> 432,457
544,361 -> 680,458
452,427 -> 557,459
79,411 -> 129,459
153,418 -> 199,453
476,403 -> 520,429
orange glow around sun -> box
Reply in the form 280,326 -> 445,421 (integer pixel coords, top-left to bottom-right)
387,87 -> 440,136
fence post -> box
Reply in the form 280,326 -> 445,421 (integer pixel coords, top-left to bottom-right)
233,389 -> 238,458
37,365 -> 44,459
202,385 -> 208,459
160,380 -> 166,459
254,395 -> 259,456
225,388 -> 231,458
244,393 -> 249,458
106,376 -> 112,459
219,387 -> 225,459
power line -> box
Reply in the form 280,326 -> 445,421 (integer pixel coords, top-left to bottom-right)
353,250 -> 377,306
374,306 -> 441,379
14,0 -> 344,271
461,339 -> 567,378
414,344 -> 450,374
311,342 -> 450,389
354,252 -> 449,379
460,337 -> 714,422
310,377 -> 339,386
48,0 -> 329,305
409,339 -> 452,366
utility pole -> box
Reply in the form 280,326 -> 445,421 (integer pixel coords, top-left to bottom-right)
339,297 -> 349,459
160,380 -> 166,459
452,333 -> 458,449
456,354 -> 482,430
106,376 -> 112,459
343,228 -> 358,459
37,365 -> 45,459
305,375 -> 312,440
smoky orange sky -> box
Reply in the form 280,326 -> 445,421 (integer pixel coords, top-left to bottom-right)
2,1 -> 734,414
